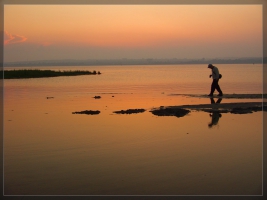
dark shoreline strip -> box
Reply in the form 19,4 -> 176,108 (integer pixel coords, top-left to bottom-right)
1,69 -> 101,79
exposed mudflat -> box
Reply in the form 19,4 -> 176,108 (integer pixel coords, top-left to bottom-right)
170,93 -> 267,99
113,109 -> 146,114
150,94 -> 266,116
150,108 -> 190,118
72,110 -> 100,115
72,94 -> 266,117
151,102 -> 266,115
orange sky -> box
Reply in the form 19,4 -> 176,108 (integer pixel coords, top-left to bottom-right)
4,5 -> 262,62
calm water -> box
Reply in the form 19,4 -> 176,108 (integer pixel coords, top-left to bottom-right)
3,64 -> 263,195
4,63 -> 263,94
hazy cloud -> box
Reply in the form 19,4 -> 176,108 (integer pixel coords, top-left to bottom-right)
4,31 -> 27,45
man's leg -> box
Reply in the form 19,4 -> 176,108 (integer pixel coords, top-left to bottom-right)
208,79 -> 216,96
215,80 -> 223,95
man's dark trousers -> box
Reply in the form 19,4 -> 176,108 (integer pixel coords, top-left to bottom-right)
210,79 -> 223,95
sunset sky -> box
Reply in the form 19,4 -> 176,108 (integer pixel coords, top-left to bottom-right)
4,5 -> 262,62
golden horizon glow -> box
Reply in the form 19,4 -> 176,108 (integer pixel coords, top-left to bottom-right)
4,5 -> 262,62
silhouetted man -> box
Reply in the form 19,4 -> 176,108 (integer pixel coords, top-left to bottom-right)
207,64 -> 223,96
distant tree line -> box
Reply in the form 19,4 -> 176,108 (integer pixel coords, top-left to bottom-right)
0,69 -> 101,79
3,57 -> 264,67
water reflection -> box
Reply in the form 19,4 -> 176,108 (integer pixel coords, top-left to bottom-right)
210,97 -> 222,105
208,98 -> 222,128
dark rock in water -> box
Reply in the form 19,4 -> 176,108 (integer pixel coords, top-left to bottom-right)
93,96 -> 101,99
46,97 -> 54,99
248,106 -> 264,112
113,109 -> 146,114
150,107 -> 190,118
231,106 -> 263,114
72,110 -> 100,115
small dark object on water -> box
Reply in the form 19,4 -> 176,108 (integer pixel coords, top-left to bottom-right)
46,97 -> 54,99
92,70 -> 102,75
113,109 -> 146,114
72,110 -> 100,115
93,96 -> 101,99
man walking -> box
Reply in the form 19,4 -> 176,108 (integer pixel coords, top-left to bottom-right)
208,64 -> 223,96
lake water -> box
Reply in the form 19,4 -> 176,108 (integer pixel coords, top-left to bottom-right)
4,63 -> 263,95
3,64 -> 263,195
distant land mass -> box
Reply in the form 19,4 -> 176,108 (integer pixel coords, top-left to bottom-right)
3,57 -> 264,67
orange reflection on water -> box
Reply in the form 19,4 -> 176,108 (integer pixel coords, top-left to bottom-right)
4,89 -> 262,195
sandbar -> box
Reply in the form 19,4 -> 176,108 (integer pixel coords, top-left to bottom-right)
170,93 -> 267,99
151,94 -> 266,116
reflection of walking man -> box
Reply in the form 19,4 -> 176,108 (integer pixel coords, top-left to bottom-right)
210,97 -> 222,104
208,64 -> 223,97
208,112 -> 222,128
208,97 -> 222,128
